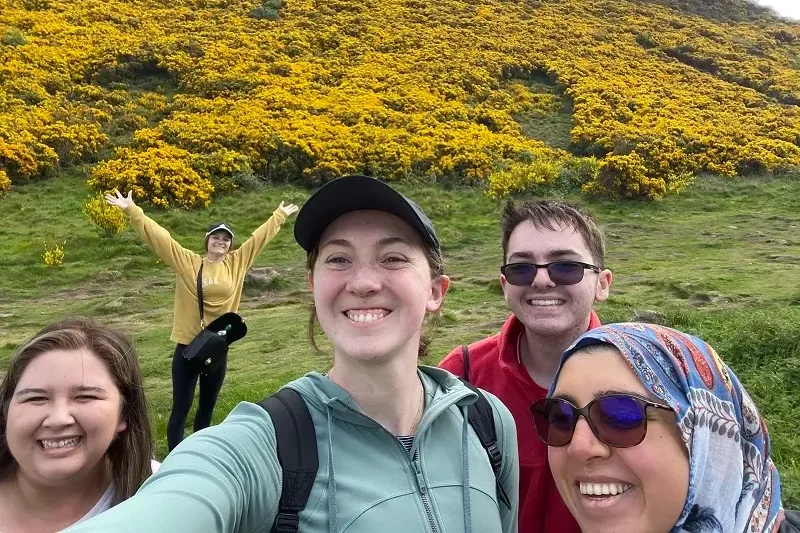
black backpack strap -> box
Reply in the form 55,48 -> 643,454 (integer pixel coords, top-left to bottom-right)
195,262 -> 205,329
460,379 -> 512,510
461,345 -> 471,382
258,388 -> 319,533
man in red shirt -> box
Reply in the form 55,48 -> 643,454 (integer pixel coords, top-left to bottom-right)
440,199 -> 612,533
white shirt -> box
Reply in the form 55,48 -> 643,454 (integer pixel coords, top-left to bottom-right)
74,459 -> 161,524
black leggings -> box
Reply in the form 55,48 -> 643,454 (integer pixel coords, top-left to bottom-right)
166,343 -> 227,451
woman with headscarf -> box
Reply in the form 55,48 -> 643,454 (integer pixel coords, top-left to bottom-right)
531,322 -> 798,533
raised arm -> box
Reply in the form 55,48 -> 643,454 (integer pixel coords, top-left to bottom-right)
106,190 -> 197,273
232,201 -> 299,270
64,402 -> 283,533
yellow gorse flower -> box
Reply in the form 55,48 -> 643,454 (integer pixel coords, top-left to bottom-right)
83,193 -> 126,235
42,240 -> 65,268
1,0 -> 799,201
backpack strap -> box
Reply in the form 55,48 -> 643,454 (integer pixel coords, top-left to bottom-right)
195,262 -> 206,329
460,379 -> 512,510
258,388 -> 319,533
461,344 -> 471,382
259,382 -> 511,529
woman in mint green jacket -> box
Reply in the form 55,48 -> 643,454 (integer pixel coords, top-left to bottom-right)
67,175 -> 519,533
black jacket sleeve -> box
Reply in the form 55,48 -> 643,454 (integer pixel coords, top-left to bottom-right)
780,510 -> 800,533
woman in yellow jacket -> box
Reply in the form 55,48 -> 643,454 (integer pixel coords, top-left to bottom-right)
106,190 -> 298,451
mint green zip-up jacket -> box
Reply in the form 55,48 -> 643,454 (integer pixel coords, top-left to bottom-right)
66,367 -> 519,533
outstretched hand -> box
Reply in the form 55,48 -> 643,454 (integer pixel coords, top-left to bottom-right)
278,201 -> 299,218
105,189 -> 135,210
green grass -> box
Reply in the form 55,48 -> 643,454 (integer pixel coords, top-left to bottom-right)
512,78 -> 574,151
0,172 -> 798,506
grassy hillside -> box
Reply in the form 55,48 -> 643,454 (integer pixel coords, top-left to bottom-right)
0,172 -> 798,506
2,0 -> 800,203
1,0 -> 799,511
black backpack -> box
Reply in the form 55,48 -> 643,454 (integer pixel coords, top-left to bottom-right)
258,355 -> 510,533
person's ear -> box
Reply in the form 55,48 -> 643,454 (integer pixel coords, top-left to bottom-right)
500,274 -> 511,302
426,275 -> 450,312
594,269 -> 612,302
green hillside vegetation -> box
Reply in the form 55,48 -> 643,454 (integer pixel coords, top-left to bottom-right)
0,172 -> 798,506
1,0 -> 799,511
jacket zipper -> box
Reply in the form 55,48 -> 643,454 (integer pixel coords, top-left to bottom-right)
412,454 -> 439,533
338,401 -> 440,533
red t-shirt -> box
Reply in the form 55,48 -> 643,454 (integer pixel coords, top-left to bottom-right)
439,312 -> 601,533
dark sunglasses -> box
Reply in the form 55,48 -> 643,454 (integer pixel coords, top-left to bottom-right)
501,261 -> 601,286
530,394 -> 673,448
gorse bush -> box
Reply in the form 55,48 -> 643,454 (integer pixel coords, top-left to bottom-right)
83,194 -> 126,235
557,156 -> 599,190
88,144 -> 213,209
0,136 -> 58,183
191,149 -> 260,195
42,241 -> 65,268
2,0 -> 800,201
486,157 -> 562,198
0,170 -> 10,195
586,152 -> 662,200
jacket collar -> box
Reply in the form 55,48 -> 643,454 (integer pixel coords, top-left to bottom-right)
286,367 -> 477,429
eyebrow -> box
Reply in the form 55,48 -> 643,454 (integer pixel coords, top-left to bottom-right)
551,392 -> 579,404
319,236 -> 414,249
73,386 -> 109,394
15,386 -> 109,396
551,389 -> 646,405
593,389 -> 646,399
508,249 -> 583,262
15,388 -> 48,397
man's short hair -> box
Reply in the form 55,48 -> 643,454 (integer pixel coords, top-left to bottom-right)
501,199 -> 606,267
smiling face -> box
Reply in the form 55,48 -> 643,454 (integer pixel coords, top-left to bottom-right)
548,346 -> 689,533
501,220 -> 611,341
5,348 -> 127,487
206,230 -> 232,255
309,210 -> 448,363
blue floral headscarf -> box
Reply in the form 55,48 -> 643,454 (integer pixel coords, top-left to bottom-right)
553,322 -> 785,533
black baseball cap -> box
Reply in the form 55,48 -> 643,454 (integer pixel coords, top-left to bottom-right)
294,175 -> 440,253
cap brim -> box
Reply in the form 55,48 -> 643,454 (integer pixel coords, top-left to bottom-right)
294,175 -> 437,252
205,225 -> 235,239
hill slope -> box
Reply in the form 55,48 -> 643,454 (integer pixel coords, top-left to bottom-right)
2,0 -> 800,202
1,172 -> 799,505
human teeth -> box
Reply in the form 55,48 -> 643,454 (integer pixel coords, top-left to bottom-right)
41,437 -> 81,450
346,310 -> 387,323
528,299 -> 562,306
579,481 -> 631,496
